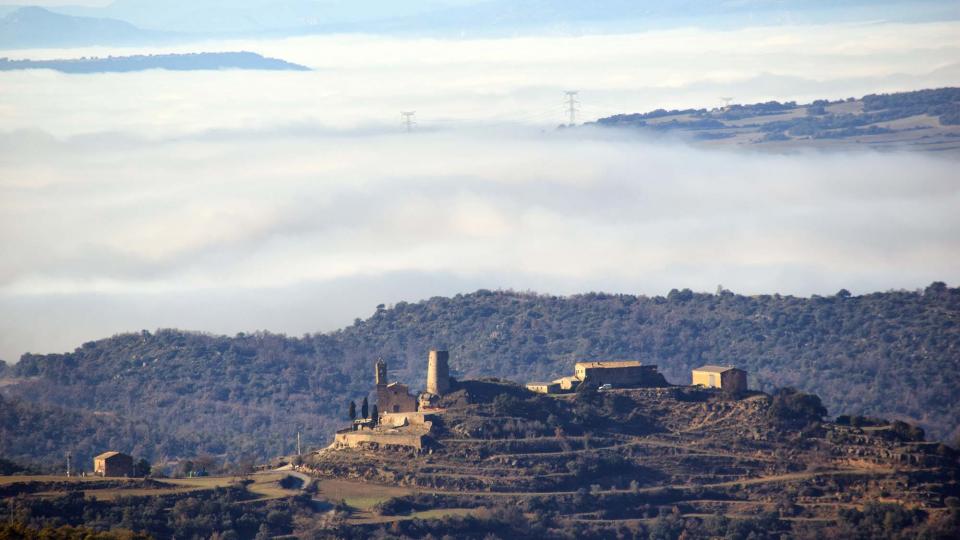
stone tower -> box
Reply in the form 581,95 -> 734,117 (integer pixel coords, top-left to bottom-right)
426,350 -> 450,395
375,358 -> 387,386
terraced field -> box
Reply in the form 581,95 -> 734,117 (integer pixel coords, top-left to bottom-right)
303,383 -> 960,527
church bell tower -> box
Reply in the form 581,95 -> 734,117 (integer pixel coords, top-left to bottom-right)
375,358 -> 387,386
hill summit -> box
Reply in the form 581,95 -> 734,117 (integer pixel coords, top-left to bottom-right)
1,284 -> 958,470
299,374 -> 960,538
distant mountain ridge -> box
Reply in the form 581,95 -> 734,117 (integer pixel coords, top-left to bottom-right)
590,87 -> 960,153
0,6 -> 165,49
3,0 -> 959,48
0,52 -> 310,73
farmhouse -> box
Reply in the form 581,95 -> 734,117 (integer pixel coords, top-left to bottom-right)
526,381 -> 560,394
574,360 -> 660,386
93,451 -> 133,477
527,359 -> 664,394
691,365 -> 748,392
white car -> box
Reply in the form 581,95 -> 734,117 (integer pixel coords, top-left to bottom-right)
598,384 -> 613,392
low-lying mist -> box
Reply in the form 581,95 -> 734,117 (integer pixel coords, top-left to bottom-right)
1,24 -> 959,361
2,125 -> 958,361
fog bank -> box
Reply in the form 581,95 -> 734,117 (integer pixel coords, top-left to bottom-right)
1,25 -> 959,361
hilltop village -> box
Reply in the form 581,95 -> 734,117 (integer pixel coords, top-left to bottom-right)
334,350 -> 749,451
80,351 -> 741,474
301,349 -> 959,538
3,346 -> 958,539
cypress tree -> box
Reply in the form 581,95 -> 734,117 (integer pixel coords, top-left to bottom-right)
361,396 -> 369,419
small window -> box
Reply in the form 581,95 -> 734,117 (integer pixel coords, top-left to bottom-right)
393,405 -> 399,412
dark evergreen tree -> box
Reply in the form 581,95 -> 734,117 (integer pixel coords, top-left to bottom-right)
133,458 -> 151,477
361,397 -> 369,419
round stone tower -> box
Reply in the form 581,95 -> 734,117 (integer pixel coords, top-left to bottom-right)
426,350 -> 450,395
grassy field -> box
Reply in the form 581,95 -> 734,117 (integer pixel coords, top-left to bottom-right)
315,478 -> 410,510
313,478 -> 459,524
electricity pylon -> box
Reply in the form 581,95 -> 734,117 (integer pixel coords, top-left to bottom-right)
564,91 -> 580,126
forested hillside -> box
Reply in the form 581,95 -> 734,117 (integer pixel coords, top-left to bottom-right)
591,87 -> 960,153
1,283 -> 957,469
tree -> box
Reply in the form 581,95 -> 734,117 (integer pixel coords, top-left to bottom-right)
769,388 -> 827,423
194,452 -> 217,474
177,460 -> 194,478
133,458 -> 151,477
348,400 -> 356,421
371,404 -> 379,425
235,454 -> 256,478
361,397 -> 369,419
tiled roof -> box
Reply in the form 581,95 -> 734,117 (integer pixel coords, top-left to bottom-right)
693,365 -> 738,374
575,360 -> 645,369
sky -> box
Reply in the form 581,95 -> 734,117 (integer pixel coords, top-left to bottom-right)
0,1 -> 110,4
1,20 -> 959,362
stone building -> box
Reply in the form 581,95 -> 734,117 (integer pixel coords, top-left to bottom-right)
527,360 -> 663,394
375,358 -> 417,414
691,365 -> 748,393
93,451 -> 133,477
335,352 -> 450,451
526,381 -> 560,394
573,361 -> 660,387
426,350 -> 450,395
554,376 -> 581,391
334,412 -> 436,451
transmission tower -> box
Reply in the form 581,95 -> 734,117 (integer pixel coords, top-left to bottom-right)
401,111 -> 416,132
564,91 -> 580,126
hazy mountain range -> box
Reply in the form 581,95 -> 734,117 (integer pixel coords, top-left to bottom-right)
0,51 -> 310,72
1,0 -> 959,49
0,6 -> 162,48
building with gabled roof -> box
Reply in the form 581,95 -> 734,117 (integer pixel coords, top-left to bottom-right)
691,365 -> 747,393
528,360 -> 664,394
574,360 -> 659,387
93,451 -> 133,477
526,381 -> 560,394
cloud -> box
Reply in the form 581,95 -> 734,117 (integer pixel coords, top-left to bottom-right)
1,125 -> 958,362
1,25 -> 959,360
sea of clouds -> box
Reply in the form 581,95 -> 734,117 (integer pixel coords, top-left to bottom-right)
1,22 -> 959,360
